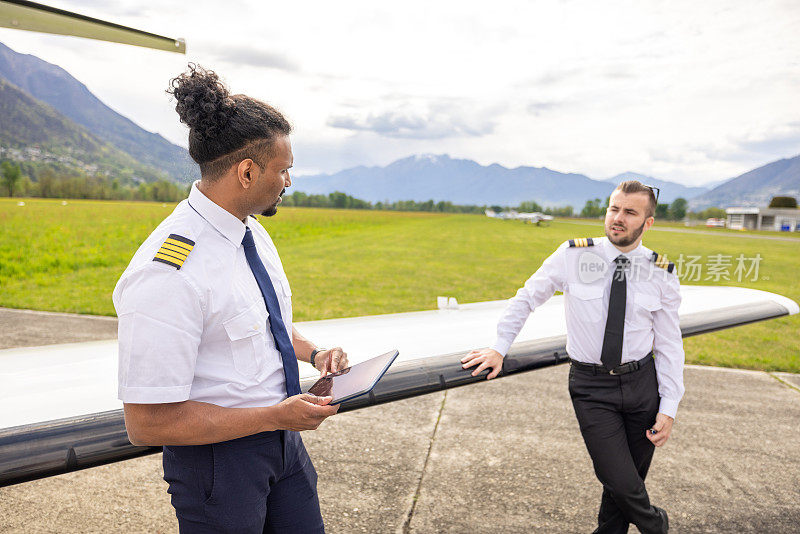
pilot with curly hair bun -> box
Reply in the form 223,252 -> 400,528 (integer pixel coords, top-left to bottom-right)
113,64 -> 347,533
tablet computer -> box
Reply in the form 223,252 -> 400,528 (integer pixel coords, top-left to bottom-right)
307,349 -> 399,404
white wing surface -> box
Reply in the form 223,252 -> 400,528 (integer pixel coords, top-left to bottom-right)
0,286 -> 796,485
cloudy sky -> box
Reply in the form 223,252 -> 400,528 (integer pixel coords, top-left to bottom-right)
1,0 -> 798,184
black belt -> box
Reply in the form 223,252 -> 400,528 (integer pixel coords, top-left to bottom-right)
569,352 -> 654,375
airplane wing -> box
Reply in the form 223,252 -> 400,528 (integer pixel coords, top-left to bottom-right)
0,0 -> 186,53
0,285 -> 797,486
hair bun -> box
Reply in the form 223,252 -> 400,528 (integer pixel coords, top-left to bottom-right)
167,63 -> 236,138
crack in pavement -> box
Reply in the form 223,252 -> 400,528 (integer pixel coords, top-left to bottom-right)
768,372 -> 800,394
401,390 -> 447,534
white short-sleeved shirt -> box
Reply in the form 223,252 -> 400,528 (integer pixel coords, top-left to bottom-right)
113,182 -> 293,408
493,236 -> 685,418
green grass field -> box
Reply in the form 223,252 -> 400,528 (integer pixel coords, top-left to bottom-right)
1,197 -> 798,372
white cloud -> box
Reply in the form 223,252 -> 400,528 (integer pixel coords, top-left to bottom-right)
0,0 -> 798,185
327,98 -> 498,139
204,46 -> 299,72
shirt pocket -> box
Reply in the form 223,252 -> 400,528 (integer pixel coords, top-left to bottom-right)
568,283 -> 605,322
223,304 -> 268,377
276,277 -> 292,303
276,277 -> 293,323
278,277 -> 292,297
635,293 -> 662,312
630,292 -> 662,329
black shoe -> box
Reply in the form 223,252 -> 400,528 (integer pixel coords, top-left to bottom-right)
654,506 -> 669,533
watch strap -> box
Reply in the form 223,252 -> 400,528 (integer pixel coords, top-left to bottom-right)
310,348 -> 325,368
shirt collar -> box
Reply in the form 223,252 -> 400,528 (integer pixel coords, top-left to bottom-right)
599,235 -> 647,264
188,181 -> 247,246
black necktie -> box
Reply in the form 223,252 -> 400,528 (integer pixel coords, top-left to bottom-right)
242,227 -> 302,397
601,255 -> 629,371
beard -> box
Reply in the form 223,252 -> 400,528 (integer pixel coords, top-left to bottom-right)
260,189 -> 285,217
606,220 -> 646,247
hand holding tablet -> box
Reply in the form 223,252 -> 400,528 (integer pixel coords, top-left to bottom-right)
307,350 -> 399,404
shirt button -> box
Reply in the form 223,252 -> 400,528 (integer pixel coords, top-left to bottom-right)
253,324 -> 260,330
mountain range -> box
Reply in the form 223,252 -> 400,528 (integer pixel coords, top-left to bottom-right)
295,155 -> 707,207
688,155 -> 800,210
0,41 -> 196,183
295,155 -> 800,210
0,75 -> 170,181
601,172 -> 710,203
297,154 -> 608,207
1,41 -> 798,208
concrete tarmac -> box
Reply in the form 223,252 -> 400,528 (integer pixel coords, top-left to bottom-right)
0,308 -> 117,350
1,309 -> 799,533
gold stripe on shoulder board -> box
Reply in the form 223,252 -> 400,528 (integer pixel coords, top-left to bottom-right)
569,238 -> 593,247
165,237 -> 193,252
651,252 -> 675,273
153,234 -> 195,269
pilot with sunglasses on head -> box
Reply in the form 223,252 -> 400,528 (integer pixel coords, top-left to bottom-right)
464,181 -> 683,534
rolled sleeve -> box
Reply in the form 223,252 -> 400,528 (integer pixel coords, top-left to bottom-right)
115,266 -> 203,403
652,274 -> 685,419
493,242 -> 567,356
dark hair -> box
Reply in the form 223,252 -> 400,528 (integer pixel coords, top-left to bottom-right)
167,64 -> 292,178
614,180 -> 657,218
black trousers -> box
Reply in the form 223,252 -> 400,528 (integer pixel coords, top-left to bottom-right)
568,358 -> 667,534
163,430 -> 324,533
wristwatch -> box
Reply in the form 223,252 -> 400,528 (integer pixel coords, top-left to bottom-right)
310,348 -> 326,368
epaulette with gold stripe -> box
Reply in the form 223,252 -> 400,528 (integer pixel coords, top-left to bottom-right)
651,251 -> 675,273
153,234 -> 195,269
568,237 -> 594,247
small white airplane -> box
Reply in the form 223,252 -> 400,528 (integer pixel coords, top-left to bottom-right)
485,209 -> 554,225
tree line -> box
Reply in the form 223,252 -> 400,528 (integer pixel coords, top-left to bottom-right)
1,161 -> 187,202
577,196 -> 718,221
281,191 -> 486,213
2,161 -> 783,221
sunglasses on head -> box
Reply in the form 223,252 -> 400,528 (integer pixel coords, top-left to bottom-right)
644,185 -> 660,204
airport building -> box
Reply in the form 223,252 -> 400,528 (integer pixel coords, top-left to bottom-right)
725,207 -> 800,231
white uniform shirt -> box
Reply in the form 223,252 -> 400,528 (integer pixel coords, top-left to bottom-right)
113,182 -> 293,408
492,236 -> 685,418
